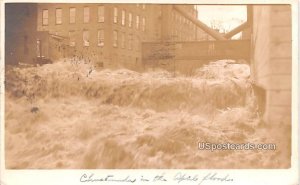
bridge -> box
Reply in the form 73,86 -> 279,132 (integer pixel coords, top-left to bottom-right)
142,5 -> 292,126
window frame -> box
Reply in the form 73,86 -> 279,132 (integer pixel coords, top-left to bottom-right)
121,32 -> 125,49
42,9 -> 48,26
69,30 -> 76,47
98,5 -> 105,23
113,30 -> 118,47
69,7 -> 76,24
55,8 -> 62,25
97,29 -> 104,47
142,17 -> 145,31
83,7 -> 90,23
136,15 -> 140,29
128,12 -> 132,28
121,9 -> 126,26
113,7 -> 118,24
128,34 -> 132,50
83,30 -> 90,47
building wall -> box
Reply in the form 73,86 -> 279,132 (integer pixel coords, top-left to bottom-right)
36,4 -> 211,70
37,3 -> 160,70
160,5 -> 200,41
5,3 -> 38,65
251,5 -> 291,125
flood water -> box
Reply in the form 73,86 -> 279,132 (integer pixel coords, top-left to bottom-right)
5,60 -> 290,169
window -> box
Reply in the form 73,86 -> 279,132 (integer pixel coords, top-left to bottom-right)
83,30 -> 89,46
98,5 -> 104,22
113,30 -> 118,47
113,7 -> 118,23
142,17 -> 145,31
37,40 -> 41,57
69,8 -> 76,23
121,32 -> 125,48
121,10 -> 125,26
97,29 -> 104,46
128,34 -> 132,50
135,36 -> 140,51
69,31 -> 76,46
55,8 -> 62,24
136,15 -> 139,29
128,12 -> 132,27
42,9 -> 48,25
83,7 -> 90,23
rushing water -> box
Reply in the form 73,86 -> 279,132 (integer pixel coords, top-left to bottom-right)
5,60 -> 290,169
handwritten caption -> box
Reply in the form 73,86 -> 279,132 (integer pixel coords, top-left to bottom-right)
80,172 -> 233,185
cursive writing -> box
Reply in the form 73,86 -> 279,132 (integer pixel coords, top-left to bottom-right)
199,173 -> 233,185
79,172 -> 234,184
80,173 -> 136,183
174,172 -> 199,183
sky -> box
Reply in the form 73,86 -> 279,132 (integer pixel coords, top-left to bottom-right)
197,5 -> 247,33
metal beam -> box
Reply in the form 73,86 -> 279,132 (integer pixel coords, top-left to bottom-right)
224,22 -> 249,39
173,5 -> 227,40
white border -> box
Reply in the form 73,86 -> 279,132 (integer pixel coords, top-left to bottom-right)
0,0 -> 299,185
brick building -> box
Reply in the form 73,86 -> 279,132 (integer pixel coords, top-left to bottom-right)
36,4 -> 208,70
5,3 -> 38,65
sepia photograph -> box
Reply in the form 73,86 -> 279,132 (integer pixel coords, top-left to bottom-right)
3,2 -> 293,170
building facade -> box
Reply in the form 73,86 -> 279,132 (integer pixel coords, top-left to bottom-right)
251,5 -> 291,126
5,3 -> 38,65
36,4 -> 209,70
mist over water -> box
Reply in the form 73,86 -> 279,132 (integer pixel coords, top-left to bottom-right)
5,60 -> 289,168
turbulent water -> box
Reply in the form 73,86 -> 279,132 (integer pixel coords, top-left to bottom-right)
5,60 -> 290,169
